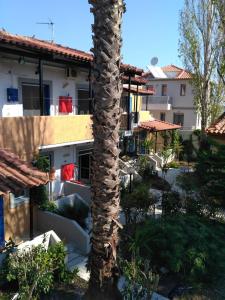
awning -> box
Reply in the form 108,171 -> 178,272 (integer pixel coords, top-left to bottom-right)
138,119 -> 181,132
0,149 -> 55,195
123,87 -> 154,95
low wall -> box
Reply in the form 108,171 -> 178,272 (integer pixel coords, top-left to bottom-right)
4,193 -> 30,242
55,193 -> 88,209
37,210 -> 90,255
64,182 -> 91,205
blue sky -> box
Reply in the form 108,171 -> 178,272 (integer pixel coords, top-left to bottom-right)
0,0 -> 184,70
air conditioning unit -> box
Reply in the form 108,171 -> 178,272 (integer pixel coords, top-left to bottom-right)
66,68 -> 77,79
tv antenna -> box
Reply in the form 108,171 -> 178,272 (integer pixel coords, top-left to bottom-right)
36,19 -> 55,42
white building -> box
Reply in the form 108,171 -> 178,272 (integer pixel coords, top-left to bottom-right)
0,30 -> 144,199
142,65 -> 201,137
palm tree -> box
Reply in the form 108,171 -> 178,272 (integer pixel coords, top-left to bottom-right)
86,0 -> 125,299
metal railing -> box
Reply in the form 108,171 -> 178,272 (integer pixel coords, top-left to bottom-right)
146,96 -> 172,105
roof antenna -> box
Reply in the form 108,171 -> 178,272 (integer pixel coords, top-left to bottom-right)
36,19 -> 55,43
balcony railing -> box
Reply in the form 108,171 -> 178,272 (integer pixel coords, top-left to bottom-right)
142,96 -> 172,111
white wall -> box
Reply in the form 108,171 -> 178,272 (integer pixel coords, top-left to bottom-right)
147,79 -> 201,130
0,57 -> 88,117
148,79 -> 194,108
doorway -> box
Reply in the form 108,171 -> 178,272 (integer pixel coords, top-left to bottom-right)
78,149 -> 92,183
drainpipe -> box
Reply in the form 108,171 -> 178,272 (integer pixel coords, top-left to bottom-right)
39,59 -> 44,116
135,84 -> 139,123
88,65 -> 92,114
127,75 -> 131,130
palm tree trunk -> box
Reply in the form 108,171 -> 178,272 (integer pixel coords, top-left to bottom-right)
87,0 -> 125,298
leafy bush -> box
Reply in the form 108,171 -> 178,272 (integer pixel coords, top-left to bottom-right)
58,201 -> 89,229
40,200 -> 59,214
121,183 -> 156,225
5,242 -> 78,300
132,215 -> 225,287
137,155 -> 154,179
120,256 -> 159,299
167,160 -> 180,169
161,191 -> 183,215
30,155 -> 50,207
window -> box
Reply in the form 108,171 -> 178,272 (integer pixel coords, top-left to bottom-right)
173,113 -> 184,127
78,89 -> 92,115
22,83 -> 40,115
180,84 -> 186,96
120,95 -> 128,113
160,112 -> 166,121
10,190 -> 29,209
161,84 -> 167,96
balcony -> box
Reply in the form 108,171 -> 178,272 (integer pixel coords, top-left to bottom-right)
0,115 -> 93,161
143,96 -> 172,111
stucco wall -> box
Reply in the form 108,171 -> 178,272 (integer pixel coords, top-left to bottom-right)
146,79 -> 200,130
150,109 -> 199,131
0,58 -> 88,117
148,79 -> 194,108
4,193 -> 30,241
0,115 -> 93,160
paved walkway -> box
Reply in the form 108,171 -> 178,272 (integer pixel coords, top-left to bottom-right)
65,243 -> 90,281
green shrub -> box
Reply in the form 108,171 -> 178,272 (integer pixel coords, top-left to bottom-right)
137,155 -> 153,179
120,256 -> 159,299
58,201 -> 89,229
121,183 -> 156,225
167,161 -> 180,169
31,155 -> 50,207
40,200 -> 59,214
161,191 -> 183,215
5,242 -> 78,300
132,215 -> 225,287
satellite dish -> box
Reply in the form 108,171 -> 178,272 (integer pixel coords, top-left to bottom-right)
151,57 -> 158,66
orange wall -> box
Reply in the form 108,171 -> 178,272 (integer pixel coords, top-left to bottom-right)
4,194 -> 30,242
0,115 -> 93,161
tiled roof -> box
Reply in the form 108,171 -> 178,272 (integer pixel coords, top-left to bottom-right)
162,65 -> 183,72
123,87 -> 154,95
0,30 -> 143,75
206,112 -> 225,135
123,75 -> 147,85
177,70 -> 192,79
0,149 -> 54,194
139,119 -> 181,132
143,65 -> 192,80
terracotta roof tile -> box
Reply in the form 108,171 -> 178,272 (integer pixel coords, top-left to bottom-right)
162,65 -> 183,72
122,75 -> 147,85
0,149 -> 54,194
177,70 -> 192,79
206,112 -> 225,135
123,87 -> 154,95
139,119 -> 181,132
0,30 -> 143,75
